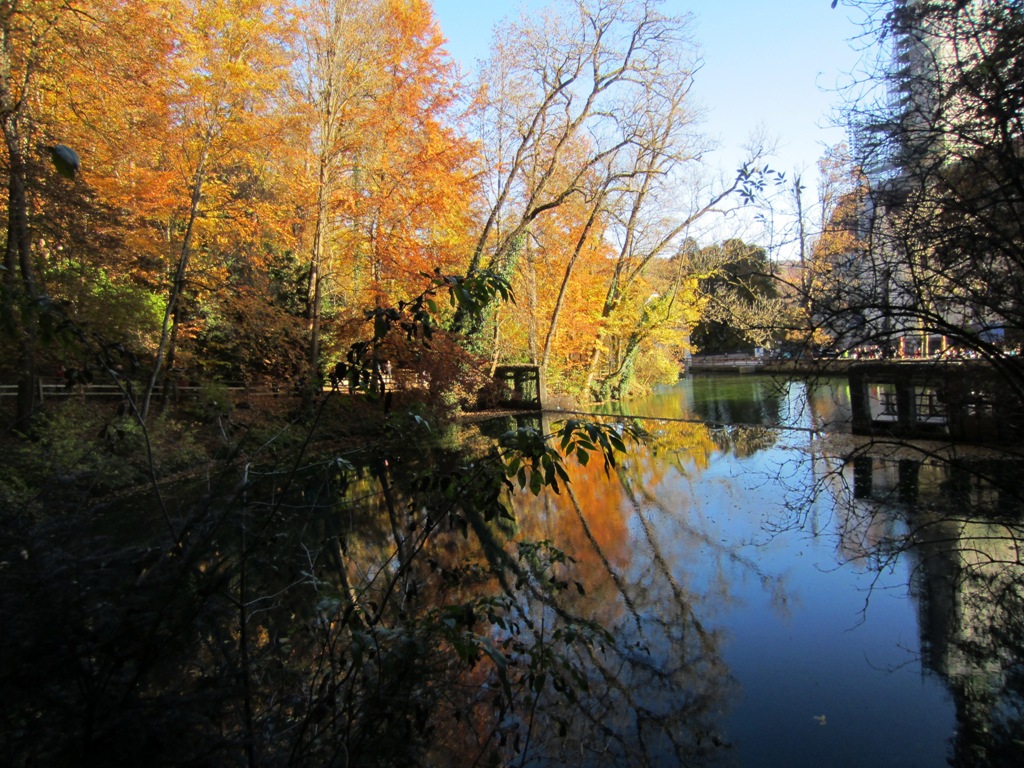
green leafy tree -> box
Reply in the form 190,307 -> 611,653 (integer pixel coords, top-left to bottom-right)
689,239 -> 780,355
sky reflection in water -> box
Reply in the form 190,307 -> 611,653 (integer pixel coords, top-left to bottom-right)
521,375 -> 965,766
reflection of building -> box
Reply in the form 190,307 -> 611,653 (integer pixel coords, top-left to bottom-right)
913,518 -> 1024,766
848,452 -> 1024,765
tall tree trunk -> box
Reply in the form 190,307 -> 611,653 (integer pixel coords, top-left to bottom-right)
1,10 -> 42,428
524,238 -> 538,363
307,157 -> 331,378
793,174 -> 810,317
2,116 -> 40,427
540,197 -> 603,372
142,141 -> 210,422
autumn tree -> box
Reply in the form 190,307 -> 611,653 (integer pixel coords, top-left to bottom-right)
297,0 -> 375,377
797,148 -> 869,352
139,0 -> 297,419
757,143 -> 866,355
0,0 -> 61,426
581,152 -> 773,400
460,0 -> 776,400
0,0 -> 180,428
504,149 -> 612,390
298,0 -> 476,381
455,0 -> 683,340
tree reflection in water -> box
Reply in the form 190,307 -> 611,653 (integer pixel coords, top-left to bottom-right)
292,410 -> 764,767
6,377 -> 1024,766
1,408 -> 743,767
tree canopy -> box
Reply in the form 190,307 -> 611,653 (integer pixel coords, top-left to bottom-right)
1,0 -> 785,428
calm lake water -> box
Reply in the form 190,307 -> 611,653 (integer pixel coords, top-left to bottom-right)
13,374 -> 1022,766
501,374 -> 1024,767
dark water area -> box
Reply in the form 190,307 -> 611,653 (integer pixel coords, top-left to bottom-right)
5,374 -> 1024,767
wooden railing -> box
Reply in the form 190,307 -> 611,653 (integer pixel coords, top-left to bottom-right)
0,382 -> 298,402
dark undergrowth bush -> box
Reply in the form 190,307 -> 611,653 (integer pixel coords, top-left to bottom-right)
0,400 -> 651,767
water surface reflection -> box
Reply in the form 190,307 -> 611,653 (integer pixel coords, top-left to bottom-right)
11,375 -> 1021,766
503,374 -> 1024,766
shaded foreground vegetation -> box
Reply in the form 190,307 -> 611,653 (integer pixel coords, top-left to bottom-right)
0,391 -> 660,766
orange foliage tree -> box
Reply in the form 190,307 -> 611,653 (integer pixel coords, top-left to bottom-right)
298,0 -> 478,381
138,0 -> 299,418
1,0 -> 186,425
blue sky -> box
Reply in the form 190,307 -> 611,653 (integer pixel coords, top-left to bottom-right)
431,0 -> 863,186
